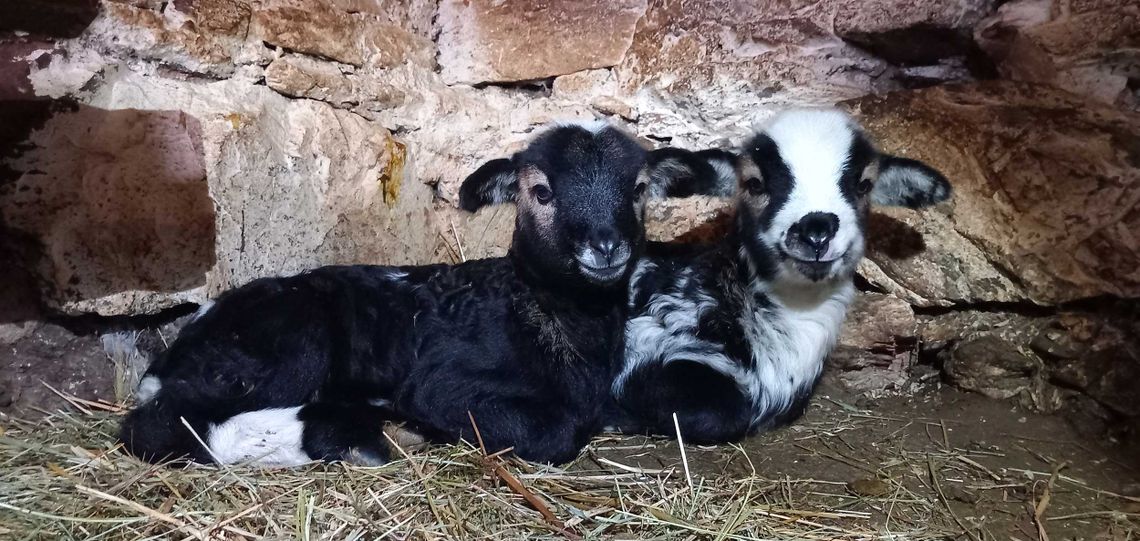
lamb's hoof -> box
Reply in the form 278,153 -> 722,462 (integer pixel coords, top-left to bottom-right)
343,446 -> 388,467
384,423 -> 429,452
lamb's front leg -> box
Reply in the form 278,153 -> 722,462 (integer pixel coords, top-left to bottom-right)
468,397 -> 598,464
295,402 -> 401,465
405,381 -> 597,465
611,360 -> 754,444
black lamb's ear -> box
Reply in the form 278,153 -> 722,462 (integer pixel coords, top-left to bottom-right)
458,157 -> 518,212
645,147 -> 738,198
873,155 -> 952,208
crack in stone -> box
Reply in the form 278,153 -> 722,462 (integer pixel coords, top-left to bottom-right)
912,294 -> 1140,317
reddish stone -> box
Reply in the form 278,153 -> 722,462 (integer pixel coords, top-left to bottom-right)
437,0 -> 648,84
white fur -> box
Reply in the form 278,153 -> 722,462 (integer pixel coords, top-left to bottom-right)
557,118 -> 610,134
647,157 -> 694,199
382,270 -> 408,281
192,300 -> 215,321
738,280 -> 854,425
708,155 -> 738,196
134,376 -> 161,404
616,264 -> 729,394
761,109 -> 861,263
619,265 -> 855,427
207,407 -> 311,467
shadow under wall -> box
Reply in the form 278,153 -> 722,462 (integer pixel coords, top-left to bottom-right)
0,0 -> 100,39
0,102 -> 216,321
865,212 -> 927,260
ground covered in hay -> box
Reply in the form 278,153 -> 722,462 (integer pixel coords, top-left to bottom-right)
1,382 -> 1138,540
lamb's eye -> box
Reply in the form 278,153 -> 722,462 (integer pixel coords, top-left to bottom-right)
856,178 -> 873,196
633,183 -> 647,199
744,176 -> 764,195
532,184 -> 553,205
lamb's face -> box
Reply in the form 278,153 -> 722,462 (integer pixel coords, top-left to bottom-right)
737,109 -> 951,284
516,123 -> 650,285
736,110 -> 874,283
461,121 -> 650,287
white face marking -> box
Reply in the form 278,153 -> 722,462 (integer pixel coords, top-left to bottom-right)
517,166 -> 555,238
134,376 -> 161,404
207,407 -> 311,467
760,109 -> 864,267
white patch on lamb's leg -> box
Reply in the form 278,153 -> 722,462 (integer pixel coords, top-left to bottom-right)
207,407 -> 311,467
134,376 -> 162,404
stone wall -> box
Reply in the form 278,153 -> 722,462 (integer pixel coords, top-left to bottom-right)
0,0 -> 1137,429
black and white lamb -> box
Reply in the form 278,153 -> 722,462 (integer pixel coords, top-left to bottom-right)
120,121 -> 659,466
608,108 -> 952,443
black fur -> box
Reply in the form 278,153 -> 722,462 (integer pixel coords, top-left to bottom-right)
745,134 -> 795,226
299,402 -> 394,464
464,145 -> 738,204
459,158 -> 516,211
120,124 -> 650,466
604,241 -> 759,444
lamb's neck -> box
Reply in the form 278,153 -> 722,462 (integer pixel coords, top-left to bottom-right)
509,249 -> 624,318
766,277 -> 856,313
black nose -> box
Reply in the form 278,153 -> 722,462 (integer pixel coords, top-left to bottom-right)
590,228 -> 618,263
795,212 -> 838,257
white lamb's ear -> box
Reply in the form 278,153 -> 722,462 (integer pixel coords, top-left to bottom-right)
872,155 -> 952,208
458,157 -> 517,212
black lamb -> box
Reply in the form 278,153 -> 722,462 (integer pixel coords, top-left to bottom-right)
120,121 -> 658,466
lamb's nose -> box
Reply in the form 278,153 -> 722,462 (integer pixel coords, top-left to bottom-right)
796,212 -> 838,258
589,229 -> 618,263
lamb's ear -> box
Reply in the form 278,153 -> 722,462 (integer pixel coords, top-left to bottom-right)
872,155 -> 952,208
645,147 -> 738,198
458,157 -> 518,212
